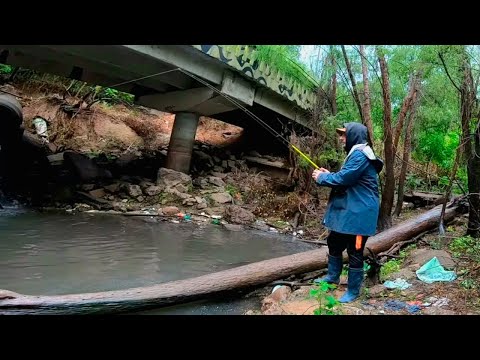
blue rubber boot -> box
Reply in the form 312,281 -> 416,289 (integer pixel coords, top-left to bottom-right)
339,267 -> 364,303
314,255 -> 343,285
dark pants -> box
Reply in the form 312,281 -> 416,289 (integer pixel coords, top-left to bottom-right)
327,231 -> 368,269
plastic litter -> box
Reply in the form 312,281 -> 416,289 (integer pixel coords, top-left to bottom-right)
272,285 -> 283,293
384,300 -> 406,311
384,300 -> 423,313
32,116 -> 49,142
383,278 -> 412,290
416,257 -> 456,284
426,296 -> 449,307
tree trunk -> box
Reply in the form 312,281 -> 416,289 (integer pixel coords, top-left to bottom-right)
331,48 -> 337,116
438,135 -> 463,234
0,200 -> 467,315
360,45 -> 373,145
467,123 -> 480,237
459,49 -> 480,238
394,85 -> 420,216
393,74 -> 418,152
439,47 -> 479,238
341,45 -> 364,124
377,49 -> 395,230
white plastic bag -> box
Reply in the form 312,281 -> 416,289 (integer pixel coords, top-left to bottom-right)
32,116 -> 49,142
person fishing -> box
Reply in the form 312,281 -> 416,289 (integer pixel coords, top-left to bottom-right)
311,122 -> 383,303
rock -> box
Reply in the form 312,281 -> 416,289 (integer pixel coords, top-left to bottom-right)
223,224 -> 244,231
75,203 -> 93,211
205,207 -> 225,216
81,184 -> 95,191
213,156 -> 221,164
111,202 -> 127,212
139,181 -> 155,191
224,177 -> 236,185
227,160 -> 236,168
278,299 -> 318,315
156,167 -> 192,189
386,267 -> 417,281
165,187 -> 191,200
261,301 -> 286,315
182,198 -> 196,206
407,249 -> 456,270
221,160 -> 228,168
212,166 -> 224,173
210,192 -> 232,204
251,220 -> 270,232
144,185 -> 163,196
194,196 -> 208,210
225,205 -> 255,225
423,307 -> 455,315
89,188 -> 106,199
270,285 -> 292,302
104,183 -> 121,193
161,206 -> 179,216
197,203 -> 208,210
64,151 -> 112,182
127,185 -> 142,198
208,176 -> 226,187
367,284 -> 386,297
175,183 -> 189,193
194,150 -> 214,165
115,151 -> 138,168
137,196 -> 145,202
236,160 -> 248,171
210,171 -> 227,179
193,177 -> 209,189
292,287 -> 311,298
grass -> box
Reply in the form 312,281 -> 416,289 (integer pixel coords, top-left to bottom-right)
253,45 -> 319,91
380,244 -> 417,281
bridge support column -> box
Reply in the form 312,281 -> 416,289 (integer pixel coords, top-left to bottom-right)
165,112 -> 200,174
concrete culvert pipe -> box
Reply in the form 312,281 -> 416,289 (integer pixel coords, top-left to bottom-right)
0,94 -> 23,129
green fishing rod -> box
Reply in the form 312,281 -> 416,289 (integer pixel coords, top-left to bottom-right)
290,144 -> 320,170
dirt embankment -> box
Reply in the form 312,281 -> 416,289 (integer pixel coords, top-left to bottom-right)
10,84 -> 243,154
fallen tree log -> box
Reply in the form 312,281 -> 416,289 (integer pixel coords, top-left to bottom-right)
0,198 -> 468,315
403,191 -> 448,207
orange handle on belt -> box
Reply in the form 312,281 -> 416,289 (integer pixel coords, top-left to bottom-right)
355,235 -> 363,250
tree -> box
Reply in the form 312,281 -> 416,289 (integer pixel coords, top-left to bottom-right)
394,76 -> 421,216
377,47 -> 395,230
439,46 -> 480,238
341,45 -> 364,124
359,45 -> 374,145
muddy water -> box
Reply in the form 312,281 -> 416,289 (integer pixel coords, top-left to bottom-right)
0,205 -> 315,314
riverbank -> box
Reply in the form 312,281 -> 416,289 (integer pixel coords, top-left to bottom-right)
249,212 -> 480,315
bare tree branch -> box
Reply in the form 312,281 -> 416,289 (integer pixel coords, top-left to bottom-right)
341,45 -> 364,123
438,52 -> 462,93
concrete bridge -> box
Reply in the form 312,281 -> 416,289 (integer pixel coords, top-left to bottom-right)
0,45 -> 317,173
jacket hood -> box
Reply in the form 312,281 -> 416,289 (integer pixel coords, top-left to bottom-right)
344,122 -> 368,153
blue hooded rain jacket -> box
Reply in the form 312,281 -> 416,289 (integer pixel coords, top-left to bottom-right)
316,122 -> 383,236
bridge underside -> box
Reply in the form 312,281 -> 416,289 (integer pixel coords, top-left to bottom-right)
0,45 -> 314,172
